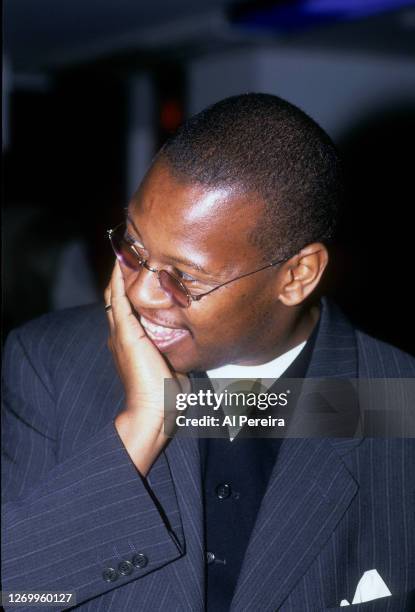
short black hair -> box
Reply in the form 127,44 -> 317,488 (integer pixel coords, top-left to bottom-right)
158,93 -> 343,261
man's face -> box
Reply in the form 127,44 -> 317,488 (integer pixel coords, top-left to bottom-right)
123,161 -> 287,373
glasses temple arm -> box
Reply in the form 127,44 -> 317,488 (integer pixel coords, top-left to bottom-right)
191,256 -> 288,301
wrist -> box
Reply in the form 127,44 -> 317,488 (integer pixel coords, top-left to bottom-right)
114,411 -> 168,476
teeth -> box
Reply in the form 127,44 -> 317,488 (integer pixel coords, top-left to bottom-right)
140,316 -> 186,341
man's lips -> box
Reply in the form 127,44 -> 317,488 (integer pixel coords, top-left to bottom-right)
139,314 -> 190,348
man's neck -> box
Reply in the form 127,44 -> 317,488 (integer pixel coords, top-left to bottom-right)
283,302 -> 320,354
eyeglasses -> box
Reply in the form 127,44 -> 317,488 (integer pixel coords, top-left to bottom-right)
107,222 -> 289,308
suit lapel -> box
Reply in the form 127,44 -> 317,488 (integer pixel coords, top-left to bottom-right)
162,419 -> 205,611
230,436 -> 358,610
231,298 -> 363,610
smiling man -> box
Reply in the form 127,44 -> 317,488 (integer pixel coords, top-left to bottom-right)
2,94 -> 414,611
111,162 -> 323,373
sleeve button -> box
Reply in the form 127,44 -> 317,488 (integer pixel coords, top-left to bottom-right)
132,552 -> 148,568
118,560 -> 134,575
102,567 -> 119,582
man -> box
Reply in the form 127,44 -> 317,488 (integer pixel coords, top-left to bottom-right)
2,94 -> 414,611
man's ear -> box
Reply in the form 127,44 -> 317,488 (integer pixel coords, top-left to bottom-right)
277,243 -> 329,306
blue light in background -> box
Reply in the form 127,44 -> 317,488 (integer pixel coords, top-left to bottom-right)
304,0 -> 415,19
231,0 -> 415,31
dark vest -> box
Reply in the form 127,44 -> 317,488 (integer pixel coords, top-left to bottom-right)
198,325 -> 318,611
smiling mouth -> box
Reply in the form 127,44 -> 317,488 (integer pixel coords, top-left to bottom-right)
140,315 -> 190,349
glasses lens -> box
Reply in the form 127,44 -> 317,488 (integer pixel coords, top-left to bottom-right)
159,270 -> 190,308
110,224 -> 141,270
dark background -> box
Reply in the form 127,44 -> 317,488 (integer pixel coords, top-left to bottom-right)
3,0 -> 415,354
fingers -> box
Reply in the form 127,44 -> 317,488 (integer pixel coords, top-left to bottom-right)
104,261 -> 174,386
110,260 -> 133,325
109,260 -> 148,344
104,263 -> 115,333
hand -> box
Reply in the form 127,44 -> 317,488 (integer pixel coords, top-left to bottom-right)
104,261 -> 189,476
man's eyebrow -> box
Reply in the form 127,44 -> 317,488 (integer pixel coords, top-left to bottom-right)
126,212 -> 212,276
167,254 -> 211,276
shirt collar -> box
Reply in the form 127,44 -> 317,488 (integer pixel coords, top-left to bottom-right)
206,341 -> 306,381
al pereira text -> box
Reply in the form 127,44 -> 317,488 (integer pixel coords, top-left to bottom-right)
176,415 -> 285,428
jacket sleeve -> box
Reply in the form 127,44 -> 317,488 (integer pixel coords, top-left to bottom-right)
1,328 -> 184,609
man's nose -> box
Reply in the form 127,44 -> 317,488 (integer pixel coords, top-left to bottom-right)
126,266 -> 172,309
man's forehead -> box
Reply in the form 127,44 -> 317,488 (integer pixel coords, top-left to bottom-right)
128,162 -> 265,270
138,173 -> 226,216
131,163 -> 260,233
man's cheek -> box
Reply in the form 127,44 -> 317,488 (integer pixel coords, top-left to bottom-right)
194,325 -> 237,351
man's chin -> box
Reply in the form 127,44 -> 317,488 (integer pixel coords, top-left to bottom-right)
159,337 -> 230,374
162,344 -> 200,374
168,353 -> 231,376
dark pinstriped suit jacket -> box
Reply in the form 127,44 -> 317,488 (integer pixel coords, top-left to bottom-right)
2,298 -> 415,611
